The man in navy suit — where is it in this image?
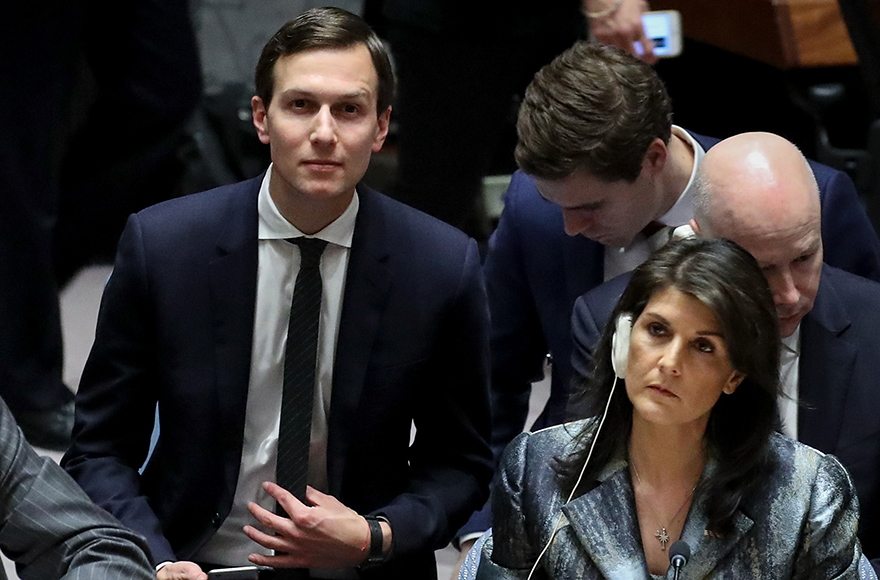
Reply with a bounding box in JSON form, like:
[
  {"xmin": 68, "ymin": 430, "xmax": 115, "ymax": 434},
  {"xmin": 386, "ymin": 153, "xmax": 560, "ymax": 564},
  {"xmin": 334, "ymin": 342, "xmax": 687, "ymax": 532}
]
[
  {"xmin": 461, "ymin": 40, "xmax": 880, "ymax": 546},
  {"xmin": 62, "ymin": 8, "xmax": 492, "ymax": 579},
  {"xmin": 571, "ymin": 132, "xmax": 880, "ymax": 571}
]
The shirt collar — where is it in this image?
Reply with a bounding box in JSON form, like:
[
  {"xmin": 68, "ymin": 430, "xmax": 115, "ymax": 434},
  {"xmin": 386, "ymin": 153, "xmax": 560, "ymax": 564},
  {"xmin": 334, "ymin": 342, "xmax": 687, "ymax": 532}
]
[
  {"xmin": 782, "ymin": 326, "xmax": 801, "ymax": 358},
  {"xmin": 657, "ymin": 125, "xmax": 706, "ymax": 228},
  {"xmin": 257, "ymin": 164, "xmax": 358, "ymax": 248}
]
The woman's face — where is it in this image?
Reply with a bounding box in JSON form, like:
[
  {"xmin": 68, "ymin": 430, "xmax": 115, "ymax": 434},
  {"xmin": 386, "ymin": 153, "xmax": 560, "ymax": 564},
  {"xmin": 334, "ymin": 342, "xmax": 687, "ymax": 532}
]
[{"xmin": 625, "ymin": 287, "xmax": 745, "ymax": 429}]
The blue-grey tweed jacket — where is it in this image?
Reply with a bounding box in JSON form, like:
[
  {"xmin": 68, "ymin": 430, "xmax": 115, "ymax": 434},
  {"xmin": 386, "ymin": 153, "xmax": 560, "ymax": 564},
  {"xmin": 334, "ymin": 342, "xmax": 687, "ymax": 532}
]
[{"xmin": 479, "ymin": 420, "xmax": 861, "ymax": 579}]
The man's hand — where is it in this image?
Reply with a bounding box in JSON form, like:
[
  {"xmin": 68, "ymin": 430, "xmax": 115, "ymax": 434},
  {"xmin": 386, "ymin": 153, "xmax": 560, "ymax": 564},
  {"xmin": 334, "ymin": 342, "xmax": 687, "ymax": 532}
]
[
  {"xmin": 156, "ymin": 561, "xmax": 208, "ymax": 580},
  {"xmin": 584, "ymin": 0, "xmax": 657, "ymax": 64},
  {"xmin": 244, "ymin": 483, "xmax": 381, "ymax": 569}
]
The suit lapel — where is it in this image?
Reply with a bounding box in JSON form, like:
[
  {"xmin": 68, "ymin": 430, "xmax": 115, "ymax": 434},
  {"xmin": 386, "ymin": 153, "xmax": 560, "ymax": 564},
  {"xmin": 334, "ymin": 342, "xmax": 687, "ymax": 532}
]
[
  {"xmin": 798, "ymin": 267, "xmax": 855, "ymax": 452},
  {"xmin": 326, "ymin": 186, "xmax": 391, "ymax": 496},
  {"xmin": 563, "ymin": 460, "xmax": 754, "ymax": 579},
  {"xmin": 208, "ymin": 180, "xmax": 260, "ymax": 498},
  {"xmin": 677, "ymin": 479, "xmax": 754, "ymax": 579},
  {"xmin": 564, "ymin": 235, "xmax": 605, "ymax": 305},
  {"xmin": 563, "ymin": 466, "xmax": 648, "ymax": 579}
]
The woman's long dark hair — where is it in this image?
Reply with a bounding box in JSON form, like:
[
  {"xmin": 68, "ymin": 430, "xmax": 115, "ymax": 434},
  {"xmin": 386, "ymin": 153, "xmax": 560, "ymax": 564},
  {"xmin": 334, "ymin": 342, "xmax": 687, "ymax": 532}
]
[{"xmin": 555, "ymin": 238, "xmax": 781, "ymax": 535}]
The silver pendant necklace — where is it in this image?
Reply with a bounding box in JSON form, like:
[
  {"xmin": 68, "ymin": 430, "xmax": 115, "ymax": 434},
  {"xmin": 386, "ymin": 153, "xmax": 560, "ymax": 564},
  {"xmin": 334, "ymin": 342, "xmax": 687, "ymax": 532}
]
[{"xmin": 631, "ymin": 462, "xmax": 696, "ymax": 551}]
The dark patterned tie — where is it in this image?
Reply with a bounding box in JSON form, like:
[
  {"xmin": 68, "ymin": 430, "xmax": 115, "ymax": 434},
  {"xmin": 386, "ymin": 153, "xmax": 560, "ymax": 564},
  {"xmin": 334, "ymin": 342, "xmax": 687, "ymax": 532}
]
[{"xmin": 276, "ymin": 237, "xmax": 328, "ymax": 505}]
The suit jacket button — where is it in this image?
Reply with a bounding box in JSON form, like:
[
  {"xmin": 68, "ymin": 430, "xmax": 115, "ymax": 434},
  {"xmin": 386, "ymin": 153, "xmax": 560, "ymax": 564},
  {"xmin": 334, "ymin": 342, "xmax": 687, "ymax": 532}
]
[{"xmin": 212, "ymin": 513, "xmax": 223, "ymax": 527}]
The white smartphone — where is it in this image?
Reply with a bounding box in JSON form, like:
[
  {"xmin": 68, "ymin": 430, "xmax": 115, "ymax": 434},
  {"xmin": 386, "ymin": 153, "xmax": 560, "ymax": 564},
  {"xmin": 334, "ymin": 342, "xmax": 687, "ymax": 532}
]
[{"xmin": 640, "ymin": 9, "xmax": 683, "ymax": 58}]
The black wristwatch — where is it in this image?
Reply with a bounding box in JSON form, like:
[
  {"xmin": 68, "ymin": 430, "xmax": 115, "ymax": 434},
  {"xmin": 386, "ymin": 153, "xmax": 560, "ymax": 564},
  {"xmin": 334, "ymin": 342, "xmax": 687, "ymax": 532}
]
[{"xmin": 359, "ymin": 515, "xmax": 389, "ymax": 570}]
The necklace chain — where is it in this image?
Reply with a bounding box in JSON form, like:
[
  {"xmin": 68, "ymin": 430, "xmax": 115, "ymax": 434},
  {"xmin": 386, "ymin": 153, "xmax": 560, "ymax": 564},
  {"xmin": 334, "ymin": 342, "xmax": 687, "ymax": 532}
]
[{"xmin": 631, "ymin": 461, "xmax": 696, "ymax": 551}]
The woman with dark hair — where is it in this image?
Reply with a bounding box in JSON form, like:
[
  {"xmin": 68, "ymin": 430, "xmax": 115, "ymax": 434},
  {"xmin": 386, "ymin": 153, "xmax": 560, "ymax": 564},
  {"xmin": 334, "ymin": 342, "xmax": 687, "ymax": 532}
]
[{"xmin": 476, "ymin": 238, "xmax": 861, "ymax": 579}]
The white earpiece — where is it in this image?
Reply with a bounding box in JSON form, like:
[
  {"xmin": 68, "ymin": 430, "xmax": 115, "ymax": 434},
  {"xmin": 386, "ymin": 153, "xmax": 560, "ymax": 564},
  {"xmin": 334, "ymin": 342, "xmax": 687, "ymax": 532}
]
[
  {"xmin": 611, "ymin": 313, "xmax": 633, "ymax": 379},
  {"xmin": 671, "ymin": 223, "xmax": 695, "ymax": 241}
]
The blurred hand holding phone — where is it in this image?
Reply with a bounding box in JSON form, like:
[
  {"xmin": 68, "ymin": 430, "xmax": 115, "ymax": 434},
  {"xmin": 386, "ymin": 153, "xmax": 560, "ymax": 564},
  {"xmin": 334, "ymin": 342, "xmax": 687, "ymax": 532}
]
[
  {"xmin": 638, "ymin": 10, "xmax": 682, "ymax": 58},
  {"xmin": 587, "ymin": 0, "xmax": 658, "ymax": 63}
]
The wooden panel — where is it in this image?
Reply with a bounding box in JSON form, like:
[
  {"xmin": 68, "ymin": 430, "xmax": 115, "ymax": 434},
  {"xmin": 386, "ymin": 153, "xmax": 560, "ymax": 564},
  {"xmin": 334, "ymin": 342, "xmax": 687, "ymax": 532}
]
[
  {"xmin": 786, "ymin": 1, "xmax": 858, "ymax": 67},
  {"xmin": 652, "ymin": 0, "xmax": 857, "ymax": 68}
]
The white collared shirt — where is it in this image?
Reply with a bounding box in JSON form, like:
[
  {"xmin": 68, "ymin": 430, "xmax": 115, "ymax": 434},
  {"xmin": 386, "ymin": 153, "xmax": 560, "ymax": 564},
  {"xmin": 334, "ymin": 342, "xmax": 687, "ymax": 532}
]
[
  {"xmin": 603, "ymin": 126, "xmax": 706, "ymax": 280},
  {"xmin": 779, "ymin": 329, "xmax": 801, "ymax": 439},
  {"xmin": 195, "ymin": 165, "xmax": 356, "ymax": 565}
]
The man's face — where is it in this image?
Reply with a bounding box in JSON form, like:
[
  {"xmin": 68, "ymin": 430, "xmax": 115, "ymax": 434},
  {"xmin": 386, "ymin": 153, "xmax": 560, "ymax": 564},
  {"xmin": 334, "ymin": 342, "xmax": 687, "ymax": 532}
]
[
  {"xmin": 729, "ymin": 218, "xmax": 823, "ymax": 339},
  {"xmin": 534, "ymin": 168, "xmax": 661, "ymax": 248},
  {"xmin": 696, "ymin": 132, "xmax": 825, "ymax": 339},
  {"xmin": 252, "ymin": 44, "xmax": 390, "ymax": 213}
]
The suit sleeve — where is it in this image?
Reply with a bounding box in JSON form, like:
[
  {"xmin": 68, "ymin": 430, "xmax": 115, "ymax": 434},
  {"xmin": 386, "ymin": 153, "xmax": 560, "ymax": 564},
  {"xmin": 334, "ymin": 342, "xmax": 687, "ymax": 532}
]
[
  {"xmin": 377, "ymin": 238, "xmax": 494, "ymax": 558},
  {"xmin": 61, "ymin": 214, "xmax": 175, "ymax": 563},
  {"xmin": 791, "ymin": 453, "xmax": 862, "ymax": 579},
  {"xmin": 570, "ymin": 294, "xmax": 604, "ymax": 387},
  {"xmin": 459, "ymin": 177, "xmax": 551, "ymax": 537},
  {"xmin": 818, "ymin": 167, "xmax": 880, "ymax": 283},
  {"xmin": 483, "ymin": 179, "xmax": 552, "ymax": 469},
  {"xmin": 0, "ymin": 397, "xmax": 156, "ymax": 580}
]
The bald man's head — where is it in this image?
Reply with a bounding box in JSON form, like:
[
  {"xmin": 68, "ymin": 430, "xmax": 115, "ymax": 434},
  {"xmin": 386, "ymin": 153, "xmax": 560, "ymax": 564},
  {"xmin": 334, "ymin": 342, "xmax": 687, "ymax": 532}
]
[{"xmin": 692, "ymin": 132, "xmax": 823, "ymax": 338}]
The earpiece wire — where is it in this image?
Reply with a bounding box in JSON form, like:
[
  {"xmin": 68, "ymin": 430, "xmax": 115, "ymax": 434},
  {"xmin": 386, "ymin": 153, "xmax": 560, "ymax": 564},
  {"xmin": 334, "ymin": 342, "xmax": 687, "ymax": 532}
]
[{"xmin": 525, "ymin": 375, "xmax": 619, "ymax": 579}]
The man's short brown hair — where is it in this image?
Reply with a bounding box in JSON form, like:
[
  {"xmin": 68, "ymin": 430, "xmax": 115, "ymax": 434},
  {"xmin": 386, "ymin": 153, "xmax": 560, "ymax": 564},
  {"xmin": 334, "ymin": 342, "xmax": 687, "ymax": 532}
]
[
  {"xmin": 516, "ymin": 41, "xmax": 672, "ymax": 182},
  {"xmin": 254, "ymin": 7, "xmax": 395, "ymax": 115}
]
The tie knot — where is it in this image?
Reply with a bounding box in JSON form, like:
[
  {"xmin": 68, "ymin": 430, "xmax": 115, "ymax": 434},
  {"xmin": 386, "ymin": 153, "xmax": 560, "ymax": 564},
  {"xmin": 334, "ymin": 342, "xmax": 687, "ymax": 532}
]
[
  {"xmin": 641, "ymin": 220, "xmax": 667, "ymax": 238},
  {"xmin": 289, "ymin": 237, "xmax": 328, "ymax": 269}
]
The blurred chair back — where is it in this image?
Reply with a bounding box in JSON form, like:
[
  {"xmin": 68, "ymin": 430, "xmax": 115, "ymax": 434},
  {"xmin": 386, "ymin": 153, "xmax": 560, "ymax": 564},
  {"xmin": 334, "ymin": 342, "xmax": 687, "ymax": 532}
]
[
  {"xmin": 836, "ymin": 0, "xmax": 880, "ymax": 203},
  {"xmin": 838, "ymin": 0, "xmax": 880, "ymax": 116}
]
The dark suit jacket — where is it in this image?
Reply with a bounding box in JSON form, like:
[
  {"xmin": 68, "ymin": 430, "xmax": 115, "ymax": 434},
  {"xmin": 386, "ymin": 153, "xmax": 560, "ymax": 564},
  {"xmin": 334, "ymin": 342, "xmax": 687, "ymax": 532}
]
[
  {"xmin": 0, "ymin": 396, "xmax": 155, "ymax": 580},
  {"xmin": 479, "ymin": 421, "xmax": 861, "ymax": 579},
  {"xmin": 466, "ymin": 130, "xmax": 880, "ymax": 536},
  {"xmin": 571, "ymin": 265, "xmax": 880, "ymax": 571},
  {"xmin": 62, "ymin": 177, "xmax": 493, "ymax": 578}
]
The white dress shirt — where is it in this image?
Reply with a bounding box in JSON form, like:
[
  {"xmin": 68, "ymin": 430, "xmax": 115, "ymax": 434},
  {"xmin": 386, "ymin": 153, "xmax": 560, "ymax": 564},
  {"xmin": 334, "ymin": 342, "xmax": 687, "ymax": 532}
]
[
  {"xmin": 779, "ymin": 329, "xmax": 801, "ymax": 439},
  {"xmin": 195, "ymin": 165, "xmax": 356, "ymax": 566}
]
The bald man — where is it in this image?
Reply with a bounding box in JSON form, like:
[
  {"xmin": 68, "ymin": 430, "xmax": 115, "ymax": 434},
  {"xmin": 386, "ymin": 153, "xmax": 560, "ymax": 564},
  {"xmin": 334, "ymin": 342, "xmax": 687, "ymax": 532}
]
[
  {"xmin": 691, "ymin": 132, "xmax": 824, "ymax": 339},
  {"xmin": 571, "ymin": 132, "xmax": 880, "ymax": 572}
]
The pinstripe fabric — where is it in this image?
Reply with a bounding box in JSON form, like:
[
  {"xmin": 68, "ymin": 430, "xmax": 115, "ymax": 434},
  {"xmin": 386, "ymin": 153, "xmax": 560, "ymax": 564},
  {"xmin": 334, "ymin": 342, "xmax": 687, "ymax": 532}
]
[
  {"xmin": 277, "ymin": 238, "xmax": 328, "ymax": 504},
  {"xmin": 0, "ymin": 397, "xmax": 154, "ymax": 579}
]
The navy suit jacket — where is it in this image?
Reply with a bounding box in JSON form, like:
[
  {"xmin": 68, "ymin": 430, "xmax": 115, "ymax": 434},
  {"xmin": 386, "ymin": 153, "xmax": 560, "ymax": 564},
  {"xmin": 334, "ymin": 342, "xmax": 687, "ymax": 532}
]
[
  {"xmin": 571, "ymin": 265, "xmax": 880, "ymax": 570},
  {"xmin": 465, "ymin": 130, "xmax": 880, "ymax": 535},
  {"xmin": 62, "ymin": 177, "xmax": 493, "ymax": 578}
]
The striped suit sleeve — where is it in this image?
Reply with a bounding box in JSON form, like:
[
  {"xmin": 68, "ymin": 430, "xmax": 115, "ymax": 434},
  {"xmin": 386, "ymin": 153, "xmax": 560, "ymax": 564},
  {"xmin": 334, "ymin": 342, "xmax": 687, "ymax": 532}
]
[{"xmin": 0, "ymin": 397, "xmax": 155, "ymax": 579}]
